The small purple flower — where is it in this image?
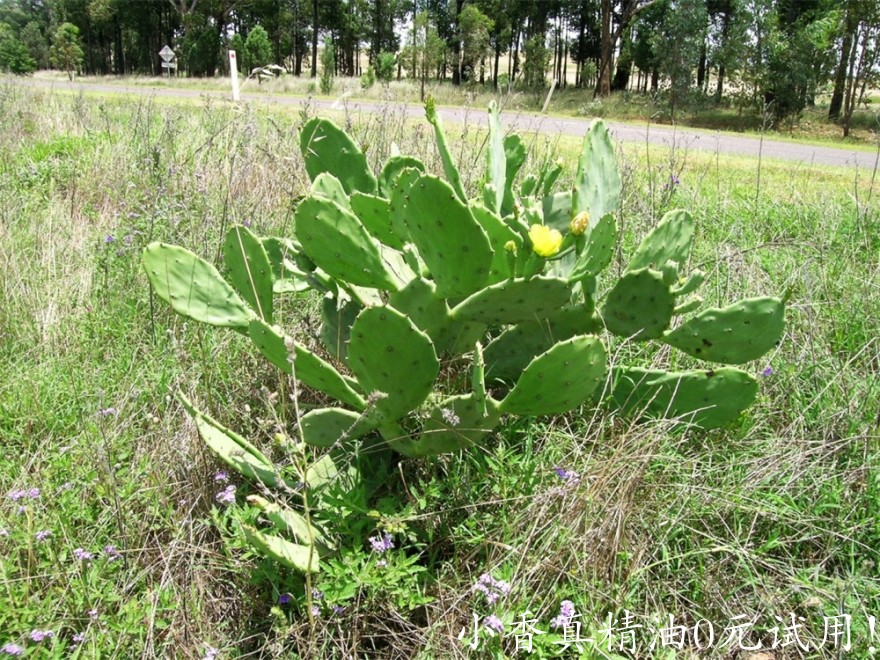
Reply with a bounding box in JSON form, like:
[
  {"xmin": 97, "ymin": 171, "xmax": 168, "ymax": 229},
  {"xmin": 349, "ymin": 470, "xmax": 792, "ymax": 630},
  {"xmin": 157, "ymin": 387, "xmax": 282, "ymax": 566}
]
[
  {"xmin": 72, "ymin": 632, "xmax": 86, "ymax": 643},
  {"xmin": 35, "ymin": 530, "xmax": 52, "ymax": 541},
  {"xmin": 474, "ymin": 573, "xmax": 511, "ymax": 603},
  {"xmin": 483, "ymin": 614, "xmax": 504, "ymax": 634},
  {"xmin": 311, "ymin": 605, "xmax": 320, "ymax": 617},
  {"xmin": 88, "ymin": 609, "xmax": 99, "ymax": 620},
  {"xmin": 0, "ymin": 529, "xmax": 8, "ymax": 537},
  {"xmin": 27, "ymin": 488, "xmax": 40, "ymax": 499},
  {"xmin": 215, "ymin": 485, "xmax": 236, "ymax": 505},
  {"xmin": 104, "ymin": 235, "xmax": 115, "ymax": 244},
  {"xmin": 213, "ymin": 471, "xmax": 229, "ymax": 483},
  {"xmin": 73, "ymin": 548, "xmax": 94, "ymax": 561},
  {"xmin": 551, "ymin": 600, "xmax": 577, "ymax": 629},
  {"xmin": 331, "ymin": 604, "xmax": 345, "ymax": 615},
  {"xmin": 98, "ymin": 407, "xmax": 118, "ymax": 417},
  {"xmin": 762, "ymin": 365, "xmax": 773, "ymax": 377},
  {"xmin": 311, "ymin": 589, "xmax": 324, "ymax": 600},
  {"xmin": 29, "ymin": 629, "xmax": 54, "ymax": 642},
  {"xmin": 553, "ymin": 467, "xmax": 576, "ymax": 480},
  {"xmin": 202, "ymin": 646, "xmax": 219, "ymax": 660},
  {"xmin": 242, "ymin": 220, "xmax": 252, "ymax": 228},
  {"xmin": 440, "ymin": 407, "xmax": 461, "ymax": 426},
  {"xmin": 278, "ymin": 593, "xmax": 292, "ymax": 605},
  {"xmin": 104, "ymin": 545, "xmax": 122, "ymax": 561},
  {"xmin": 7, "ymin": 490, "xmax": 26, "ymax": 501},
  {"xmin": 368, "ymin": 533, "xmax": 394, "ymax": 553},
  {"xmin": 1, "ymin": 643, "xmax": 24, "ymax": 656},
  {"xmin": 123, "ymin": 235, "xmax": 133, "ymax": 246},
  {"xmin": 376, "ymin": 559, "xmax": 387, "ymax": 568}
]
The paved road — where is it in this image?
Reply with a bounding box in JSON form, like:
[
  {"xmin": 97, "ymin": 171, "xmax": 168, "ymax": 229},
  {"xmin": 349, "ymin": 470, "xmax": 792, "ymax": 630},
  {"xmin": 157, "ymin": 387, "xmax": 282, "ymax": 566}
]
[{"xmin": 10, "ymin": 78, "xmax": 880, "ymax": 171}]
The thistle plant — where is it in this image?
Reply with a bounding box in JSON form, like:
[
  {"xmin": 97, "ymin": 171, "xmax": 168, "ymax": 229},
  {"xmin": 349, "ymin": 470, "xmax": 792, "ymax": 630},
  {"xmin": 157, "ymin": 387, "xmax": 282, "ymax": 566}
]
[{"xmin": 141, "ymin": 99, "xmax": 784, "ymax": 573}]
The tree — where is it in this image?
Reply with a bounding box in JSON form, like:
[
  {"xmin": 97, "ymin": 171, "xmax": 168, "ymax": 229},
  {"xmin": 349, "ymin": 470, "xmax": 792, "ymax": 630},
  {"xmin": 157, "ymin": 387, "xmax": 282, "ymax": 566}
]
[
  {"xmin": 456, "ymin": 3, "xmax": 492, "ymax": 85},
  {"xmin": 0, "ymin": 23, "xmax": 36, "ymax": 74},
  {"xmin": 654, "ymin": 0, "xmax": 708, "ymax": 113},
  {"xmin": 49, "ymin": 22, "xmax": 83, "ymax": 80},
  {"xmin": 319, "ymin": 34, "xmax": 334, "ymax": 93},
  {"xmin": 522, "ymin": 33, "xmax": 551, "ymax": 88},
  {"xmin": 243, "ymin": 24, "xmax": 272, "ymax": 72},
  {"xmin": 20, "ymin": 20, "xmax": 47, "ymax": 69}
]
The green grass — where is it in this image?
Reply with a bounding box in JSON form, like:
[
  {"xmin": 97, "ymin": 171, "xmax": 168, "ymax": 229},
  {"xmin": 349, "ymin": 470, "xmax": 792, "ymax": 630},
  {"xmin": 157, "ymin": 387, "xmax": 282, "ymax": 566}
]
[{"xmin": 0, "ymin": 84, "xmax": 878, "ymax": 658}]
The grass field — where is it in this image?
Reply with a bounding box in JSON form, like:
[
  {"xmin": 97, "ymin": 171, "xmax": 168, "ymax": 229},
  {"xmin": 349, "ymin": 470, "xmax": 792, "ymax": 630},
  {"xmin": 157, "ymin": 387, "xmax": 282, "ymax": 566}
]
[{"xmin": 1, "ymin": 83, "xmax": 878, "ymax": 659}]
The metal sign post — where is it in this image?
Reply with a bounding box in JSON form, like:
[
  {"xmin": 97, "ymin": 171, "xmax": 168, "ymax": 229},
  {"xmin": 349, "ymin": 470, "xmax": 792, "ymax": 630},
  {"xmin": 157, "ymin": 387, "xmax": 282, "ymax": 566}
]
[{"xmin": 229, "ymin": 50, "xmax": 241, "ymax": 101}]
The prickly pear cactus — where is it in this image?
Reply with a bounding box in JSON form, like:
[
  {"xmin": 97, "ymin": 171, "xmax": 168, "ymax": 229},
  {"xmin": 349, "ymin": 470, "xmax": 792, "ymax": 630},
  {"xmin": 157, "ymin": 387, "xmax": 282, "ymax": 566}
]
[{"xmin": 142, "ymin": 104, "xmax": 784, "ymax": 570}]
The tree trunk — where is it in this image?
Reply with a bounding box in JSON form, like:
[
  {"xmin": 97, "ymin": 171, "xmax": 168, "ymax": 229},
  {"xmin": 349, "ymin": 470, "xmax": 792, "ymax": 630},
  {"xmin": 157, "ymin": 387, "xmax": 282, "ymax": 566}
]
[
  {"xmin": 696, "ymin": 40, "xmax": 707, "ymax": 90},
  {"xmin": 493, "ymin": 42, "xmax": 500, "ymax": 88},
  {"xmin": 451, "ymin": 0, "xmax": 464, "ymax": 85},
  {"xmin": 311, "ymin": 0, "xmax": 318, "ymax": 78},
  {"xmin": 715, "ymin": 63, "xmax": 725, "ymax": 102},
  {"xmin": 829, "ymin": 9, "xmax": 855, "ymax": 120},
  {"xmin": 595, "ymin": 0, "xmax": 612, "ymax": 96}
]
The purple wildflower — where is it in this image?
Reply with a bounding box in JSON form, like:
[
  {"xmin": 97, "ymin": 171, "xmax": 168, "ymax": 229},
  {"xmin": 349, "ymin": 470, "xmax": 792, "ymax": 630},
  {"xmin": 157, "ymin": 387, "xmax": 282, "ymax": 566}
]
[
  {"xmin": 1, "ymin": 643, "xmax": 24, "ymax": 656},
  {"xmin": 104, "ymin": 235, "xmax": 115, "ymax": 244},
  {"xmin": 213, "ymin": 471, "xmax": 229, "ymax": 483},
  {"xmin": 762, "ymin": 366, "xmax": 773, "ymax": 377},
  {"xmin": 553, "ymin": 467, "xmax": 576, "ymax": 481},
  {"xmin": 376, "ymin": 559, "xmax": 388, "ymax": 568},
  {"xmin": 278, "ymin": 593, "xmax": 292, "ymax": 605},
  {"xmin": 551, "ymin": 600, "xmax": 577, "ymax": 629},
  {"xmin": 242, "ymin": 220, "xmax": 252, "ymax": 228},
  {"xmin": 7, "ymin": 490, "xmax": 26, "ymax": 501},
  {"xmin": 368, "ymin": 533, "xmax": 394, "ymax": 553},
  {"xmin": 474, "ymin": 573, "xmax": 511, "ymax": 604},
  {"xmin": 215, "ymin": 485, "xmax": 236, "ymax": 505},
  {"xmin": 104, "ymin": 545, "xmax": 122, "ymax": 561},
  {"xmin": 27, "ymin": 488, "xmax": 40, "ymax": 499},
  {"xmin": 73, "ymin": 548, "xmax": 94, "ymax": 561},
  {"xmin": 88, "ymin": 609, "xmax": 99, "ymax": 620},
  {"xmin": 29, "ymin": 630, "xmax": 54, "ymax": 642},
  {"xmin": 311, "ymin": 605, "xmax": 320, "ymax": 617},
  {"xmin": 202, "ymin": 646, "xmax": 219, "ymax": 660},
  {"xmin": 123, "ymin": 235, "xmax": 133, "ymax": 246},
  {"xmin": 331, "ymin": 605, "xmax": 345, "ymax": 615},
  {"xmin": 0, "ymin": 529, "xmax": 8, "ymax": 537},
  {"xmin": 483, "ymin": 614, "xmax": 504, "ymax": 634},
  {"xmin": 35, "ymin": 530, "xmax": 52, "ymax": 541},
  {"xmin": 311, "ymin": 589, "xmax": 324, "ymax": 600},
  {"xmin": 72, "ymin": 632, "xmax": 86, "ymax": 643},
  {"xmin": 440, "ymin": 407, "xmax": 461, "ymax": 426},
  {"xmin": 98, "ymin": 407, "xmax": 118, "ymax": 417}
]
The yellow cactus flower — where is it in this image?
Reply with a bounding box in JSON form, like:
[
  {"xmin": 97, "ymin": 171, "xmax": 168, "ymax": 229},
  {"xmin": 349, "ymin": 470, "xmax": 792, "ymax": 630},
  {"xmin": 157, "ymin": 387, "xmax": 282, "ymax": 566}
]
[
  {"xmin": 570, "ymin": 211, "xmax": 590, "ymax": 236},
  {"xmin": 529, "ymin": 224, "xmax": 563, "ymax": 257},
  {"xmin": 504, "ymin": 240, "xmax": 517, "ymax": 253}
]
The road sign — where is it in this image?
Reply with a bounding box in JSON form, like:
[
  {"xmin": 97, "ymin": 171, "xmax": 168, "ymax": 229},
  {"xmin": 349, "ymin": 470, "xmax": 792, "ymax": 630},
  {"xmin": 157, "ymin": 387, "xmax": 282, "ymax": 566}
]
[
  {"xmin": 161, "ymin": 62, "xmax": 177, "ymax": 68},
  {"xmin": 159, "ymin": 45, "xmax": 175, "ymax": 63}
]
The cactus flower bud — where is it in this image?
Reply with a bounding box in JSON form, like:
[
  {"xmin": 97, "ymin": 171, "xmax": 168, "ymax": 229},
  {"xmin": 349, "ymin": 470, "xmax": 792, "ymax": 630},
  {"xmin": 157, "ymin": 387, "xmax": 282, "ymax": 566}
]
[
  {"xmin": 570, "ymin": 211, "xmax": 590, "ymax": 236},
  {"xmin": 528, "ymin": 224, "xmax": 563, "ymax": 257},
  {"xmin": 504, "ymin": 240, "xmax": 517, "ymax": 253},
  {"xmin": 555, "ymin": 158, "xmax": 564, "ymax": 169}
]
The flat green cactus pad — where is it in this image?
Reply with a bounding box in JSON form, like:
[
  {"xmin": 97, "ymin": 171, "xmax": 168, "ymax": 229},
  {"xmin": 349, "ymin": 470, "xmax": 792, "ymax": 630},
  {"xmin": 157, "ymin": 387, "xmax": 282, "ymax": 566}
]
[
  {"xmin": 502, "ymin": 134, "xmax": 527, "ymax": 216},
  {"xmin": 452, "ymin": 276, "xmax": 572, "ymax": 325},
  {"xmin": 142, "ymin": 242, "xmax": 255, "ymax": 329},
  {"xmin": 570, "ymin": 213, "xmax": 617, "ymax": 281},
  {"xmin": 388, "ymin": 278, "xmax": 452, "ymax": 350},
  {"xmin": 294, "ymin": 196, "xmax": 400, "ymax": 291},
  {"xmin": 243, "ymin": 525, "xmax": 319, "ymax": 573},
  {"xmin": 310, "ymin": 172, "xmax": 352, "ymax": 210},
  {"xmin": 180, "ymin": 394, "xmax": 283, "ymax": 489},
  {"xmin": 222, "ymin": 224, "xmax": 273, "ymax": 323},
  {"xmin": 379, "ymin": 155, "xmax": 426, "ymax": 199},
  {"xmin": 402, "ymin": 175, "xmax": 494, "ymax": 298},
  {"xmin": 350, "ymin": 192, "xmax": 402, "ymax": 249},
  {"xmin": 671, "ymin": 269, "xmax": 705, "ymax": 297},
  {"xmin": 484, "ymin": 306, "xmax": 603, "ymax": 384},
  {"xmin": 401, "ymin": 395, "xmax": 501, "ymax": 457},
  {"xmin": 247, "ymin": 319, "xmax": 365, "ymax": 410},
  {"xmin": 471, "ymin": 205, "xmax": 520, "ymax": 284},
  {"xmin": 663, "ymin": 297, "xmax": 785, "ymax": 364},
  {"xmin": 542, "ymin": 191, "xmax": 573, "ymax": 233},
  {"xmin": 608, "ymin": 366, "xmax": 759, "ymax": 429},
  {"xmin": 572, "ymin": 119, "xmax": 621, "ymax": 220},
  {"xmin": 347, "ymin": 306, "xmax": 439, "ymax": 421},
  {"xmin": 320, "ymin": 294, "xmax": 361, "ymax": 362},
  {"xmin": 300, "ymin": 407, "xmax": 375, "ymax": 447},
  {"xmin": 247, "ymin": 495, "xmax": 334, "ymax": 552},
  {"xmin": 601, "ymin": 267, "xmax": 675, "ymax": 340},
  {"xmin": 628, "ymin": 209, "xmax": 694, "ymax": 272},
  {"xmin": 300, "ymin": 118, "xmax": 377, "ymax": 195},
  {"xmin": 499, "ymin": 336, "xmax": 607, "ymax": 415}
]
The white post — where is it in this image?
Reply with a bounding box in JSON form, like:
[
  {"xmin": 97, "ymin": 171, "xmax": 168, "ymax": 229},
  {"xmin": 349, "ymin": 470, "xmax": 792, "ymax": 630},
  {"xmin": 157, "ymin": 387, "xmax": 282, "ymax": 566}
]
[
  {"xmin": 229, "ymin": 50, "xmax": 241, "ymax": 102},
  {"xmin": 541, "ymin": 79, "xmax": 557, "ymax": 114}
]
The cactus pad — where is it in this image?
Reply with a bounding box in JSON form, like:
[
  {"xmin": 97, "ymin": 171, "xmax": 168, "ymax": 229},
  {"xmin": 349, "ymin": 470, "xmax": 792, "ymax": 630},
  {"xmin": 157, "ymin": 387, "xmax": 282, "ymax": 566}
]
[
  {"xmin": 409, "ymin": 395, "xmax": 501, "ymax": 456},
  {"xmin": 300, "ymin": 407, "xmax": 375, "ymax": 448},
  {"xmin": 452, "ymin": 276, "xmax": 571, "ymax": 325},
  {"xmin": 484, "ymin": 306, "xmax": 602, "ymax": 383},
  {"xmin": 570, "ymin": 213, "xmax": 617, "ymax": 281},
  {"xmin": 347, "ymin": 306, "xmax": 439, "ymax": 421},
  {"xmin": 572, "ymin": 119, "xmax": 620, "ymax": 219},
  {"xmin": 247, "ymin": 319, "xmax": 365, "ymax": 410},
  {"xmin": 310, "ymin": 172, "xmax": 352, "ymax": 210},
  {"xmin": 601, "ymin": 268, "xmax": 675, "ymax": 340},
  {"xmin": 486, "ymin": 101, "xmax": 506, "ymax": 214},
  {"xmin": 222, "ymin": 224, "xmax": 274, "ymax": 323},
  {"xmin": 243, "ymin": 525, "xmax": 319, "ymax": 573},
  {"xmin": 628, "ymin": 209, "xmax": 694, "ymax": 272},
  {"xmin": 142, "ymin": 242, "xmax": 255, "ymax": 329},
  {"xmin": 320, "ymin": 294, "xmax": 361, "ymax": 361},
  {"xmin": 608, "ymin": 366, "xmax": 759, "ymax": 429},
  {"xmin": 499, "ymin": 336, "xmax": 607, "ymax": 415},
  {"xmin": 300, "ymin": 118, "xmax": 377, "ymax": 195},
  {"xmin": 294, "ymin": 196, "xmax": 399, "ymax": 291},
  {"xmin": 388, "ymin": 278, "xmax": 452, "ymax": 349},
  {"xmin": 403, "ymin": 175, "xmax": 493, "ymax": 298},
  {"xmin": 471, "ymin": 205, "xmax": 521, "ymax": 283},
  {"xmin": 379, "ymin": 155, "xmax": 426, "ymax": 199},
  {"xmin": 663, "ymin": 297, "xmax": 785, "ymax": 364},
  {"xmin": 350, "ymin": 192, "xmax": 403, "ymax": 249}
]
